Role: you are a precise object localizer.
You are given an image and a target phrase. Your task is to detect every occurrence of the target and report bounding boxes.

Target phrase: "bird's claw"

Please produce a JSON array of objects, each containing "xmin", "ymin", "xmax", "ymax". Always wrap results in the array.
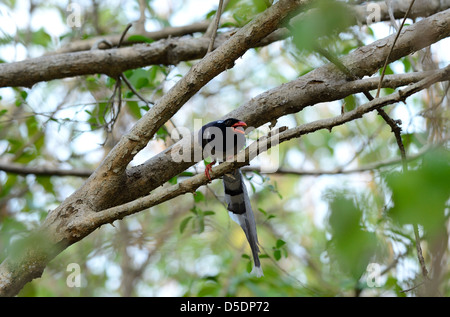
[{"xmin": 204, "ymin": 161, "xmax": 215, "ymax": 182}]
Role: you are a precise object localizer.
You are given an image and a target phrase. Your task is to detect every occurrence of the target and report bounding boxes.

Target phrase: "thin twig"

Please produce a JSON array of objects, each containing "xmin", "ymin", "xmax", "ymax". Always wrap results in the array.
[
  {"xmin": 400, "ymin": 280, "xmax": 425, "ymax": 293},
  {"xmin": 376, "ymin": 108, "xmax": 407, "ymax": 169},
  {"xmin": 104, "ymin": 76, "xmax": 122, "ymax": 135},
  {"xmin": 413, "ymin": 224, "xmax": 429, "ymax": 279},
  {"xmin": 121, "ymin": 74, "xmax": 151, "ymax": 105},
  {"xmin": 118, "ymin": 23, "xmax": 133, "ymax": 48},
  {"xmin": 376, "ymin": 0, "xmax": 416, "ymax": 98},
  {"xmin": 207, "ymin": 0, "xmax": 225, "ymax": 54}
]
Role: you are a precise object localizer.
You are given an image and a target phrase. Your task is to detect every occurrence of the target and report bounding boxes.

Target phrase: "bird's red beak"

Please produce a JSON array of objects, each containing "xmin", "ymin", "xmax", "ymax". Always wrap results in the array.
[{"xmin": 231, "ymin": 121, "xmax": 247, "ymax": 134}]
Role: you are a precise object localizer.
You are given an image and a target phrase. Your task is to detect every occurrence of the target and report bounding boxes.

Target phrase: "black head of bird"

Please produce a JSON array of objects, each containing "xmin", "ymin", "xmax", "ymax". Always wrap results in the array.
[
  {"xmin": 222, "ymin": 118, "xmax": 247, "ymax": 134},
  {"xmin": 199, "ymin": 118, "xmax": 247, "ymax": 159}
]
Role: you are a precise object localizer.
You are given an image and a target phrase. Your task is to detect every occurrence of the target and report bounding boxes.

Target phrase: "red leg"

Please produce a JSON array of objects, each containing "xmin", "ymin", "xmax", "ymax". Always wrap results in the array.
[{"xmin": 204, "ymin": 160, "xmax": 216, "ymax": 181}]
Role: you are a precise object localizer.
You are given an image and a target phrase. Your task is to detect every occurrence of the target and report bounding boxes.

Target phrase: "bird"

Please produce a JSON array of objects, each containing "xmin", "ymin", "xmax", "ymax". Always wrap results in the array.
[{"xmin": 198, "ymin": 118, "xmax": 263, "ymax": 277}]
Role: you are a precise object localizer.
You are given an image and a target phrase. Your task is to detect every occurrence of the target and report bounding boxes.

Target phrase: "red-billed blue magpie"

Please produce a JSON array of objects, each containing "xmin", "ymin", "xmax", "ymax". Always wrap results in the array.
[{"xmin": 198, "ymin": 118, "xmax": 263, "ymax": 277}]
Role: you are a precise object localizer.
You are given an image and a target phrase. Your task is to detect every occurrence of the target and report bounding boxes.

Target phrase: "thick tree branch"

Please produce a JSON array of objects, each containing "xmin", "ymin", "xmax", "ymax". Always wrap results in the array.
[
  {"xmin": 0, "ymin": 162, "xmax": 92, "ymax": 177},
  {"xmin": 51, "ymin": 20, "xmax": 213, "ymax": 54},
  {"xmin": 0, "ymin": 35, "xmax": 226, "ymax": 88}
]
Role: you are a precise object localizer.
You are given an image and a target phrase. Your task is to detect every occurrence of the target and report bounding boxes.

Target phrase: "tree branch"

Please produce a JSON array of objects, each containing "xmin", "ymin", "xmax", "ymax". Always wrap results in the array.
[
  {"xmin": 51, "ymin": 20, "xmax": 213, "ymax": 54},
  {"xmin": 206, "ymin": 0, "xmax": 226, "ymax": 54},
  {"xmin": 0, "ymin": 162, "xmax": 92, "ymax": 177}
]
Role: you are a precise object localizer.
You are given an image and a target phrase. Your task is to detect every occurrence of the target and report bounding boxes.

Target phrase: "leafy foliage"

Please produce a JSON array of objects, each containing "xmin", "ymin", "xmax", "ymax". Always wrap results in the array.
[
  {"xmin": 327, "ymin": 193, "xmax": 379, "ymax": 282},
  {"xmin": 387, "ymin": 150, "xmax": 450, "ymax": 238}
]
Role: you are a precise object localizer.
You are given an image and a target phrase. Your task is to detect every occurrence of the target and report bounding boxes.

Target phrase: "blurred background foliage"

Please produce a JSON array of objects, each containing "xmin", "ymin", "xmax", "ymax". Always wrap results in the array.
[{"xmin": 0, "ymin": 0, "xmax": 449, "ymax": 296}]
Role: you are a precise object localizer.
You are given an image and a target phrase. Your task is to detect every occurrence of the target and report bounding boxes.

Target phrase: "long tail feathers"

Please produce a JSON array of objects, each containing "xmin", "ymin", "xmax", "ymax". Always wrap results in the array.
[{"xmin": 223, "ymin": 169, "xmax": 263, "ymax": 277}]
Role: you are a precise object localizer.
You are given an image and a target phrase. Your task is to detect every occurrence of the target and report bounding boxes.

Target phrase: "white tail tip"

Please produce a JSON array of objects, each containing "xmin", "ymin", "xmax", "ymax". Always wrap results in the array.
[{"xmin": 251, "ymin": 266, "xmax": 264, "ymax": 278}]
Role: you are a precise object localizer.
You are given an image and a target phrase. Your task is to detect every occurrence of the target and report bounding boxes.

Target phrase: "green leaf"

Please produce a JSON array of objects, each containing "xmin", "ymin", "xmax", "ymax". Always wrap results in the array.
[
  {"xmin": 203, "ymin": 158, "xmax": 212, "ymax": 166},
  {"xmin": 246, "ymin": 260, "xmax": 253, "ymax": 273},
  {"xmin": 343, "ymin": 95, "xmax": 357, "ymax": 112},
  {"xmin": 127, "ymin": 34, "xmax": 154, "ymax": 43},
  {"xmin": 252, "ymin": 0, "xmax": 270, "ymax": 13},
  {"xmin": 190, "ymin": 206, "xmax": 199, "ymax": 215},
  {"xmin": 401, "ymin": 56, "xmax": 412, "ymax": 72},
  {"xmin": 197, "ymin": 283, "xmax": 219, "ymax": 297},
  {"xmin": 327, "ymin": 193, "xmax": 378, "ymax": 280},
  {"xmin": 193, "ymin": 191, "xmax": 205, "ymax": 203},
  {"xmin": 20, "ymin": 90, "xmax": 28, "ymax": 100},
  {"xmin": 290, "ymin": 0, "xmax": 354, "ymax": 52},
  {"xmin": 228, "ymin": 0, "xmax": 264, "ymax": 27},
  {"xmin": 387, "ymin": 149, "xmax": 450, "ymax": 235},
  {"xmin": 36, "ymin": 176, "xmax": 55, "ymax": 194},
  {"xmin": 156, "ymin": 126, "xmax": 168, "ymax": 141},
  {"xmin": 267, "ymin": 182, "xmax": 283, "ymax": 199},
  {"xmin": 379, "ymin": 64, "xmax": 394, "ymax": 76},
  {"xmin": 168, "ymin": 176, "xmax": 178, "ymax": 185},
  {"xmin": 276, "ymin": 239, "xmax": 286, "ymax": 248},
  {"xmin": 31, "ymin": 28, "xmax": 51, "ymax": 47},
  {"xmin": 241, "ymin": 254, "xmax": 250, "ymax": 260},
  {"xmin": 258, "ymin": 207, "xmax": 267, "ymax": 216},
  {"xmin": 135, "ymin": 77, "xmax": 149, "ymax": 90},
  {"xmin": 180, "ymin": 216, "xmax": 193, "ymax": 233},
  {"xmin": 220, "ymin": 21, "xmax": 238, "ymax": 28},
  {"xmin": 126, "ymin": 101, "xmax": 142, "ymax": 119},
  {"xmin": 148, "ymin": 66, "xmax": 159, "ymax": 83},
  {"xmin": 273, "ymin": 249, "xmax": 281, "ymax": 261},
  {"xmin": 0, "ymin": 174, "xmax": 17, "ymax": 199},
  {"xmin": 205, "ymin": 9, "xmax": 217, "ymax": 20},
  {"xmin": 195, "ymin": 216, "xmax": 205, "ymax": 233},
  {"xmin": 126, "ymin": 68, "xmax": 148, "ymax": 88}
]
